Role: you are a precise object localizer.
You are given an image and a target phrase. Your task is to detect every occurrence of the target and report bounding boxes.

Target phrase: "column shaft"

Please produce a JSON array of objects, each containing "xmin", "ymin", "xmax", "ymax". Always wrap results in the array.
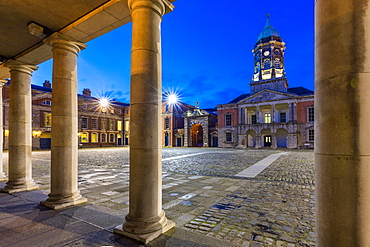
[
  {"xmin": 2, "ymin": 63, "xmax": 38, "ymax": 193},
  {"xmin": 315, "ymin": 1, "xmax": 370, "ymax": 246},
  {"xmin": 114, "ymin": 0, "xmax": 175, "ymax": 243},
  {"xmin": 0, "ymin": 81, "xmax": 7, "ymax": 181},
  {"xmin": 41, "ymin": 35, "xmax": 87, "ymax": 209}
]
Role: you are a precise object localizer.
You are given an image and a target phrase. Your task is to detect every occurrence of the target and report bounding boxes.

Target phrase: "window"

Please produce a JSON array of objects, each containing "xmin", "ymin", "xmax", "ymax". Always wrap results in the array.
[
  {"xmin": 110, "ymin": 109, "xmax": 114, "ymax": 114},
  {"xmin": 42, "ymin": 100, "xmax": 51, "ymax": 106},
  {"xmin": 308, "ymin": 129, "xmax": 314, "ymax": 141},
  {"xmin": 264, "ymin": 59, "xmax": 271, "ymax": 69},
  {"xmin": 101, "ymin": 119, "xmax": 106, "ymax": 130},
  {"xmin": 125, "ymin": 121, "xmax": 129, "ymax": 131},
  {"xmin": 110, "ymin": 120, "xmax": 115, "ymax": 130},
  {"xmin": 308, "ymin": 106, "xmax": 314, "ymax": 122},
  {"xmin": 126, "ymin": 110, "xmax": 129, "ymax": 115},
  {"xmin": 117, "ymin": 121, "xmax": 122, "ymax": 131},
  {"xmin": 251, "ymin": 115, "xmax": 257, "ymax": 124},
  {"xmin": 164, "ymin": 117, "xmax": 170, "ymax": 129},
  {"xmin": 81, "ymin": 117, "xmax": 88, "ymax": 129},
  {"xmin": 118, "ymin": 109, "xmax": 122, "ymax": 115},
  {"xmin": 226, "ymin": 133, "xmax": 232, "ymax": 142},
  {"xmin": 91, "ymin": 118, "xmax": 98, "ymax": 129},
  {"xmin": 274, "ymin": 58, "xmax": 281, "ymax": 68},
  {"xmin": 165, "ymin": 105, "xmax": 169, "ymax": 112},
  {"xmin": 81, "ymin": 133, "xmax": 88, "ymax": 143},
  {"xmin": 225, "ymin": 114, "xmax": 232, "ymax": 127},
  {"xmin": 82, "ymin": 103, "xmax": 87, "ymax": 110},
  {"xmin": 280, "ymin": 112, "xmax": 286, "ymax": 123},
  {"xmin": 264, "ymin": 113, "xmax": 271, "ymax": 123},
  {"xmin": 101, "ymin": 133, "xmax": 107, "ymax": 143},
  {"xmin": 91, "ymin": 133, "xmax": 98, "ymax": 143},
  {"xmin": 44, "ymin": 112, "xmax": 52, "ymax": 127},
  {"xmin": 109, "ymin": 133, "xmax": 115, "ymax": 143}
]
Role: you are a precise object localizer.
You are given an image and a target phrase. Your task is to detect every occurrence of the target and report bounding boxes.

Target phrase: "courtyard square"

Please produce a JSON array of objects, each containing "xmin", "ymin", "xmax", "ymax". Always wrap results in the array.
[{"xmin": 0, "ymin": 147, "xmax": 315, "ymax": 246}]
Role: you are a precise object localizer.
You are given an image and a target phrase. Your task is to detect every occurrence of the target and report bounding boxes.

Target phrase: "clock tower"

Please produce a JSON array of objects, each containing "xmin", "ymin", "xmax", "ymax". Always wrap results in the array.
[{"xmin": 250, "ymin": 15, "xmax": 288, "ymax": 94}]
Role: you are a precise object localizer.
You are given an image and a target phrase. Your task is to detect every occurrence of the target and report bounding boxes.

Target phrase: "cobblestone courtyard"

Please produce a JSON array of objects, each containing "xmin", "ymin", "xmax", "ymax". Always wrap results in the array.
[{"xmin": 1, "ymin": 148, "xmax": 315, "ymax": 246}]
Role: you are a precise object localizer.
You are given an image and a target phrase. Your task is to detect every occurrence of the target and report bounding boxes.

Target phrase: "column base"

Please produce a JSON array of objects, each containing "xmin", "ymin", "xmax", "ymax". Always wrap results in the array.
[
  {"xmin": 1, "ymin": 181, "xmax": 39, "ymax": 193},
  {"xmin": 41, "ymin": 196, "xmax": 87, "ymax": 210},
  {"xmin": 114, "ymin": 220, "xmax": 175, "ymax": 244}
]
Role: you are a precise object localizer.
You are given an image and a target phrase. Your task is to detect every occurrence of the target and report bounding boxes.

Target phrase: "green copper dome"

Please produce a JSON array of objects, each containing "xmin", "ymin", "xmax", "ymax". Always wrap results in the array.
[{"xmin": 257, "ymin": 14, "xmax": 280, "ymax": 42}]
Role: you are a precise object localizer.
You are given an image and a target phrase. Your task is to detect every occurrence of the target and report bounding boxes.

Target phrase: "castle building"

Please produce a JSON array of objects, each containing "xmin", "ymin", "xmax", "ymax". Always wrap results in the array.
[{"xmin": 217, "ymin": 16, "xmax": 314, "ymax": 149}]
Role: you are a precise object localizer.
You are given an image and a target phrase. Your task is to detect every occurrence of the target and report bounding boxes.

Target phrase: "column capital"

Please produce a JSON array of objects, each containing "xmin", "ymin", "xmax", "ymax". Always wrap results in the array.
[
  {"xmin": 44, "ymin": 33, "xmax": 87, "ymax": 55},
  {"xmin": 128, "ymin": 0, "xmax": 174, "ymax": 16},
  {"xmin": 4, "ymin": 60, "xmax": 38, "ymax": 76}
]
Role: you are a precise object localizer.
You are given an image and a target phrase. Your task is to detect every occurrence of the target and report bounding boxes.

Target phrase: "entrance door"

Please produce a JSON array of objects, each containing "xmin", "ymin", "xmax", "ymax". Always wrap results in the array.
[
  {"xmin": 212, "ymin": 137, "xmax": 218, "ymax": 147},
  {"xmin": 177, "ymin": 137, "xmax": 182, "ymax": 147},
  {"xmin": 165, "ymin": 133, "xmax": 170, "ymax": 146},
  {"xmin": 264, "ymin": 135, "xmax": 272, "ymax": 147}
]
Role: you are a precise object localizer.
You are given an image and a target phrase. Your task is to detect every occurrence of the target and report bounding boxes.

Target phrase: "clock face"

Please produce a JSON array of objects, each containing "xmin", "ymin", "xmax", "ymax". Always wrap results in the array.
[{"xmin": 263, "ymin": 50, "xmax": 270, "ymax": 56}]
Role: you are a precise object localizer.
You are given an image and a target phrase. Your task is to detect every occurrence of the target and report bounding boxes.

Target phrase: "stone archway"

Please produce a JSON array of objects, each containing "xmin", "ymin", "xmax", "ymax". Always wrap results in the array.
[
  {"xmin": 191, "ymin": 124, "xmax": 203, "ymax": 147},
  {"xmin": 246, "ymin": 130, "xmax": 256, "ymax": 147}
]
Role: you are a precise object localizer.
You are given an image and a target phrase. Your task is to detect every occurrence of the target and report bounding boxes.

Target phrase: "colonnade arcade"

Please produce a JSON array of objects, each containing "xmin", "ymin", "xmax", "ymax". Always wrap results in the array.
[{"xmin": 0, "ymin": 0, "xmax": 369, "ymax": 245}]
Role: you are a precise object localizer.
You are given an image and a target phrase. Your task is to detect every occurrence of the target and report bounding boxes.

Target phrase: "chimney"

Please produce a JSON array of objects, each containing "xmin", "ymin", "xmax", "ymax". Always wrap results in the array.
[
  {"xmin": 43, "ymin": 80, "xmax": 51, "ymax": 88},
  {"xmin": 83, "ymin": 88, "xmax": 91, "ymax": 96}
]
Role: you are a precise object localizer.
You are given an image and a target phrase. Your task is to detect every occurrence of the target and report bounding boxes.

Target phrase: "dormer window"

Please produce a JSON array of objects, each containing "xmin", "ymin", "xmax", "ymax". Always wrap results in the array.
[{"xmin": 42, "ymin": 100, "xmax": 51, "ymax": 106}]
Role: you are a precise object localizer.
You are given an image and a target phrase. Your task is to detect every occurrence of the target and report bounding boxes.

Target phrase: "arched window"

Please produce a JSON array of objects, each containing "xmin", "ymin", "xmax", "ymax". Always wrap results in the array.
[
  {"xmin": 81, "ymin": 132, "xmax": 88, "ymax": 143},
  {"xmin": 101, "ymin": 133, "xmax": 107, "ymax": 143},
  {"xmin": 91, "ymin": 133, "xmax": 98, "ymax": 143},
  {"xmin": 274, "ymin": 58, "xmax": 281, "ymax": 68},
  {"xmin": 264, "ymin": 59, "xmax": 271, "ymax": 69},
  {"xmin": 109, "ymin": 133, "xmax": 115, "ymax": 143}
]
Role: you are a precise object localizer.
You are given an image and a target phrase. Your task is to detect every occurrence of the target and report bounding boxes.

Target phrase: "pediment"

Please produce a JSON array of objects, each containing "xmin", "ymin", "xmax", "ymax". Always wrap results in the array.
[{"xmin": 239, "ymin": 90, "xmax": 295, "ymax": 103}]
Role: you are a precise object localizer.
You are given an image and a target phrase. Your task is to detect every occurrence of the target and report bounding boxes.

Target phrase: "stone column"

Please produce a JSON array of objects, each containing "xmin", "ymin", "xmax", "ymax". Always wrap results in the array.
[
  {"xmin": 114, "ymin": 0, "xmax": 175, "ymax": 243},
  {"xmin": 256, "ymin": 106, "xmax": 260, "ymax": 123},
  {"xmin": 271, "ymin": 104, "xmax": 275, "ymax": 122},
  {"xmin": 271, "ymin": 134, "xmax": 277, "ymax": 149},
  {"xmin": 41, "ymin": 34, "xmax": 87, "ymax": 209},
  {"xmin": 1, "ymin": 62, "xmax": 39, "ymax": 193},
  {"xmin": 315, "ymin": 1, "xmax": 370, "ymax": 246},
  {"xmin": 0, "ymin": 80, "xmax": 8, "ymax": 181},
  {"xmin": 184, "ymin": 119, "xmax": 189, "ymax": 147}
]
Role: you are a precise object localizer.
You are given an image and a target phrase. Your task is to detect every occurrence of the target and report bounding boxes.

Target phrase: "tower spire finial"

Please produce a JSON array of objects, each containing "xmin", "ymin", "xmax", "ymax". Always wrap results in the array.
[{"xmin": 265, "ymin": 14, "xmax": 271, "ymax": 28}]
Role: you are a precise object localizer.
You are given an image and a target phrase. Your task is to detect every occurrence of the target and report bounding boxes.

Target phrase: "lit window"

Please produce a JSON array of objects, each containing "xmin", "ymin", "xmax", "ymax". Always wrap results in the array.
[
  {"xmin": 42, "ymin": 100, "xmax": 51, "ymax": 106},
  {"xmin": 81, "ymin": 133, "xmax": 88, "ymax": 143},
  {"xmin": 91, "ymin": 118, "xmax": 98, "ymax": 129},
  {"xmin": 101, "ymin": 133, "xmax": 107, "ymax": 143},
  {"xmin": 164, "ymin": 118, "xmax": 170, "ymax": 129},
  {"xmin": 81, "ymin": 117, "xmax": 88, "ymax": 129},
  {"xmin": 251, "ymin": 115, "xmax": 257, "ymax": 124},
  {"xmin": 109, "ymin": 133, "xmax": 115, "ymax": 143},
  {"xmin": 110, "ymin": 120, "xmax": 115, "ymax": 130},
  {"xmin": 44, "ymin": 112, "xmax": 52, "ymax": 127},
  {"xmin": 226, "ymin": 132, "xmax": 232, "ymax": 142},
  {"xmin": 125, "ymin": 121, "xmax": 129, "ymax": 131},
  {"xmin": 101, "ymin": 119, "xmax": 106, "ymax": 130},
  {"xmin": 91, "ymin": 133, "xmax": 98, "ymax": 143},
  {"xmin": 280, "ymin": 112, "xmax": 286, "ymax": 123},
  {"xmin": 225, "ymin": 114, "xmax": 232, "ymax": 127},
  {"xmin": 264, "ymin": 113, "xmax": 271, "ymax": 123},
  {"xmin": 308, "ymin": 129, "xmax": 314, "ymax": 141},
  {"xmin": 110, "ymin": 109, "xmax": 114, "ymax": 114},
  {"xmin": 308, "ymin": 106, "xmax": 314, "ymax": 122},
  {"xmin": 117, "ymin": 121, "xmax": 122, "ymax": 131}
]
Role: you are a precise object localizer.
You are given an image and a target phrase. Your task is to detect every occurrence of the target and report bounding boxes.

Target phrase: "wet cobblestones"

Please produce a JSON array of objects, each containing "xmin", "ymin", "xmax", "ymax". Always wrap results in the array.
[{"xmin": 1, "ymin": 147, "xmax": 315, "ymax": 246}]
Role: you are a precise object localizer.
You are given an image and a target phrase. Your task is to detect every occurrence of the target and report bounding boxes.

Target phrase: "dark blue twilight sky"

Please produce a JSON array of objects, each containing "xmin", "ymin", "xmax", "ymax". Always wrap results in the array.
[{"xmin": 32, "ymin": 0, "xmax": 314, "ymax": 109}]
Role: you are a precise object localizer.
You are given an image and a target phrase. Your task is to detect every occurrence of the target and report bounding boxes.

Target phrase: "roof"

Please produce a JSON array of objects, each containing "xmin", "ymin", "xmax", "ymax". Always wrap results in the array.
[
  {"xmin": 287, "ymin": 87, "xmax": 314, "ymax": 96},
  {"xmin": 228, "ymin": 94, "xmax": 251, "ymax": 104},
  {"xmin": 31, "ymin": 84, "xmax": 52, "ymax": 93},
  {"xmin": 257, "ymin": 15, "xmax": 281, "ymax": 42}
]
